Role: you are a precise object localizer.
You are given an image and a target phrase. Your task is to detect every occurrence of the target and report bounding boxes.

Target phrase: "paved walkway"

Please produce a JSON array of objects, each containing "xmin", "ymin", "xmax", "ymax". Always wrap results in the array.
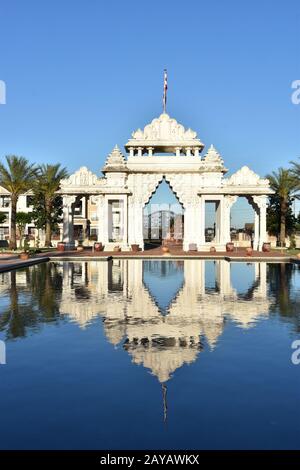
[
  {"xmin": 0, "ymin": 256, "xmax": 49, "ymax": 273},
  {"xmin": 46, "ymin": 246, "xmax": 291, "ymax": 258},
  {"xmin": 0, "ymin": 247, "xmax": 296, "ymax": 272}
]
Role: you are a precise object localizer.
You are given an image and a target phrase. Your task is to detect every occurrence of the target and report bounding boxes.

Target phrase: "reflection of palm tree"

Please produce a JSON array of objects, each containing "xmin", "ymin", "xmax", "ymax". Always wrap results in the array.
[
  {"xmin": 0, "ymin": 264, "xmax": 63, "ymax": 340},
  {"xmin": 0, "ymin": 271, "xmax": 36, "ymax": 339},
  {"xmin": 268, "ymin": 263, "xmax": 300, "ymax": 331},
  {"xmin": 29, "ymin": 263, "xmax": 62, "ymax": 321}
]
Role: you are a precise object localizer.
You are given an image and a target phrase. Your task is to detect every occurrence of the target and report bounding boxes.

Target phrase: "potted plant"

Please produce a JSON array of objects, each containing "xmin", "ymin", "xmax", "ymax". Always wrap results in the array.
[
  {"xmin": 262, "ymin": 242, "xmax": 271, "ymax": 252},
  {"xmin": 226, "ymin": 242, "xmax": 234, "ymax": 252},
  {"xmin": 77, "ymin": 242, "xmax": 84, "ymax": 252},
  {"xmin": 246, "ymin": 247, "xmax": 253, "ymax": 256},
  {"xmin": 94, "ymin": 242, "xmax": 103, "ymax": 252},
  {"xmin": 19, "ymin": 238, "xmax": 30, "ymax": 260},
  {"xmin": 131, "ymin": 244, "xmax": 139, "ymax": 252},
  {"xmin": 162, "ymin": 246, "xmax": 169, "ymax": 254},
  {"xmin": 57, "ymin": 241, "xmax": 65, "ymax": 252},
  {"xmin": 113, "ymin": 245, "xmax": 121, "ymax": 252},
  {"xmin": 210, "ymin": 246, "xmax": 216, "ymax": 253}
]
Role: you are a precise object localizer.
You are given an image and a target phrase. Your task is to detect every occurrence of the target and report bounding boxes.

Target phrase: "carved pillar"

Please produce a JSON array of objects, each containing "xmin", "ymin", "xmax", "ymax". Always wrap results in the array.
[
  {"xmin": 259, "ymin": 198, "xmax": 267, "ymax": 250},
  {"xmin": 194, "ymin": 147, "xmax": 200, "ymax": 157},
  {"xmin": 175, "ymin": 147, "xmax": 181, "ymax": 157},
  {"xmin": 215, "ymin": 199, "xmax": 222, "ymax": 243},
  {"xmin": 147, "ymin": 147, "xmax": 154, "ymax": 157},
  {"xmin": 186, "ymin": 147, "xmax": 192, "ymax": 157},
  {"xmin": 63, "ymin": 195, "xmax": 76, "ymax": 249},
  {"xmin": 183, "ymin": 196, "xmax": 201, "ymax": 251},
  {"xmin": 198, "ymin": 196, "xmax": 206, "ymax": 247},
  {"xmin": 129, "ymin": 147, "xmax": 134, "ymax": 157},
  {"xmin": 90, "ymin": 195, "xmax": 105, "ymax": 243},
  {"xmin": 128, "ymin": 197, "xmax": 144, "ymax": 250},
  {"xmin": 137, "ymin": 147, "xmax": 143, "ymax": 157},
  {"xmin": 247, "ymin": 196, "xmax": 260, "ymax": 250},
  {"xmin": 223, "ymin": 196, "xmax": 238, "ymax": 245},
  {"xmin": 254, "ymin": 210, "xmax": 259, "ymax": 251},
  {"xmin": 122, "ymin": 195, "xmax": 128, "ymax": 245},
  {"xmin": 252, "ymin": 195, "xmax": 268, "ymax": 251}
]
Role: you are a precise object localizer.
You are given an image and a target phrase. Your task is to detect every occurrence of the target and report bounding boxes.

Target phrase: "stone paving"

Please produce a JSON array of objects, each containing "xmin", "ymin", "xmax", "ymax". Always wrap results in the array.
[{"xmin": 0, "ymin": 246, "xmax": 295, "ymax": 273}]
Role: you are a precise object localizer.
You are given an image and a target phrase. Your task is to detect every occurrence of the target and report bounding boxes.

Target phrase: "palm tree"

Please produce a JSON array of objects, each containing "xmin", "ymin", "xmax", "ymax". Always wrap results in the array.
[
  {"xmin": 33, "ymin": 164, "xmax": 68, "ymax": 247},
  {"xmin": 266, "ymin": 168, "xmax": 299, "ymax": 247},
  {"xmin": 290, "ymin": 158, "xmax": 300, "ymax": 180},
  {"xmin": 0, "ymin": 156, "xmax": 37, "ymax": 249}
]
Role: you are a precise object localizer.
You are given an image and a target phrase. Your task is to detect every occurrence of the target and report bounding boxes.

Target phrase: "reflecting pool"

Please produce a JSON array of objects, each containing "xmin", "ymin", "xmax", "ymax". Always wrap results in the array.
[{"xmin": 0, "ymin": 260, "xmax": 300, "ymax": 449}]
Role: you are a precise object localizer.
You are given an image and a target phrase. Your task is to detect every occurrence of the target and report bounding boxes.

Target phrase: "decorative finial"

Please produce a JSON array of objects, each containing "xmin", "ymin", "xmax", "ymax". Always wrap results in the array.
[{"xmin": 163, "ymin": 69, "xmax": 168, "ymax": 114}]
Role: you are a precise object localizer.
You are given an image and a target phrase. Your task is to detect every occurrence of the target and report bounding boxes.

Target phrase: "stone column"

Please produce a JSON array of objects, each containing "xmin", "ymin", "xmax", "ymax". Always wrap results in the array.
[
  {"xmin": 91, "ymin": 195, "xmax": 105, "ymax": 243},
  {"xmin": 222, "ymin": 196, "xmax": 237, "ymax": 245},
  {"xmin": 175, "ymin": 147, "xmax": 181, "ymax": 157},
  {"xmin": 247, "ymin": 196, "xmax": 260, "ymax": 251},
  {"xmin": 193, "ymin": 147, "xmax": 200, "ymax": 157},
  {"xmin": 147, "ymin": 147, "xmax": 154, "ymax": 157},
  {"xmin": 259, "ymin": 198, "xmax": 267, "ymax": 251},
  {"xmin": 253, "ymin": 195, "xmax": 268, "ymax": 251},
  {"xmin": 254, "ymin": 210, "xmax": 259, "ymax": 251},
  {"xmin": 122, "ymin": 195, "xmax": 128, "ymax": 245},
  {"xmin": 137, "ymin": 147, "xmax": 143, "ymax": 157},
  {"xmin": 128, "ymin": 197, "xmax": 144, "ymax": 250},
  {"xmin": 198, "ymin": 196, "xmax": 206, "ymax": 248},
  {"xmin": 62, "ymin": 195, "xmax": 76, "ymax": 249},
  {"xmin": 183, "ymin": 197, "xmax": 201, "ymax": 251}
]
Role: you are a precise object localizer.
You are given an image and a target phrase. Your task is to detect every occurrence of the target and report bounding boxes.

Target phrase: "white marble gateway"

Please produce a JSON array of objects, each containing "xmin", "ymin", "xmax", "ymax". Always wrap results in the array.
[{"xmin": 59, "ymin": 112, "xmax": 273, "ymax": 251}]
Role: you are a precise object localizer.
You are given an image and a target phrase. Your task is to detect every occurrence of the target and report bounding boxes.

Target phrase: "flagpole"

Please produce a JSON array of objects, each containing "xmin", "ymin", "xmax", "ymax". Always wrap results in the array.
[{"xmin": 163, "ymin": 69, "xmax": 167, "ymax": 114}]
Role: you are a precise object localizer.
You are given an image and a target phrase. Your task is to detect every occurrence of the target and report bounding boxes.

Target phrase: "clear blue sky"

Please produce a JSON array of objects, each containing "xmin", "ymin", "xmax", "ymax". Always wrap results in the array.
[{"xmin": 0, "ymin": 0, "xmax": 300, "ymax": 226}]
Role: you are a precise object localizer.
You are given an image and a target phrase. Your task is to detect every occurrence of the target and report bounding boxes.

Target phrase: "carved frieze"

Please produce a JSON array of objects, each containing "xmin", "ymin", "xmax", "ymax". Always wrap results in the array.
[{"xmin": 224, "ymin": 166, "xmax": 270, "ymax": 187}]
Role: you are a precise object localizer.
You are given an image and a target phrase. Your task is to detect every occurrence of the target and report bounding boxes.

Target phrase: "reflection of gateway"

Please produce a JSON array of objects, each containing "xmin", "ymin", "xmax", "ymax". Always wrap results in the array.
[{"xmin": 58, "ymin": 260, "xmax": 269, "ymax": 383}]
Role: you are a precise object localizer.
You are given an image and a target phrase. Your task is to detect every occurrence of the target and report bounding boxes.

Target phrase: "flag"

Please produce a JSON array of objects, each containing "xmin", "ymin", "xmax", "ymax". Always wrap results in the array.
[{"xmin": 163, "ymin": 69, "xmax": 168, "ymax": 112}]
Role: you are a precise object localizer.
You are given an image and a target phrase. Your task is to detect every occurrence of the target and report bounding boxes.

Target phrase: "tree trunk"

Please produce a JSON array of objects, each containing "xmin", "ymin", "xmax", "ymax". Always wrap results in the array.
[
  {"xmin": 280, "ymin": 199, "xmax": 287, "ymax": 247},
  {"xmin": 45, "ymin": 199, "xmax": 52, "ymax": 247},
  {"xmin": 9, "ymin": 195, "xmax": 17, "ymax": 250}
]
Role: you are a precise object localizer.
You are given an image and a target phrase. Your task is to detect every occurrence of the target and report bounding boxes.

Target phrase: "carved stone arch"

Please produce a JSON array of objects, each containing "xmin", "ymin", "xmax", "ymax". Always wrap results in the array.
[
  {"xmin": 140, "ymin": 173, "xmax": 188, "ymax": 208},
  {"xmin": 141, "ymin": 173, "xmax": 164, "ymax": 207},
  {"xmin": 163, "ymin": 174, "xmax": 188, "ymax": 209},
  {"xmin": 165, "ymin": 173, "xmax": 199, "ymax": 207}
]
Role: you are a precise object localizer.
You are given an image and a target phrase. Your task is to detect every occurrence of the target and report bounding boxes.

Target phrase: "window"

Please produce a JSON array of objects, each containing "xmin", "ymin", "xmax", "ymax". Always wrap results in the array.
[
  {"xmin": 0, "ymin": 212, "xmax": 8, "ymax": 223},
  {"xmin": 0, "ymin": 227, "xmax": 9, "ymax": 240},
  {"xmin": 0, "ymin": 196, "xmax": 10, "ymax": 208},
  {"xmin": 74, "ymin": 200, "xmax": 83, "ymax": 216},
  {"xmin": 26, "ymin": 196, "xmax": 34, "ymax": 207}
]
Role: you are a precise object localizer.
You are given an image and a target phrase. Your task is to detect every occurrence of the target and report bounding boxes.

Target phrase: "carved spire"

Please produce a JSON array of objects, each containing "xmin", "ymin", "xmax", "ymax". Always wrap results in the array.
[
  {"xmin": 203, "ymin": 145, "xmax": 223, "ymax": 163},
  {"xmin": 125, "ymin": 113, "xmax": 204, "ymax": 154},
  {"xmin": 103, "ymin": 145, "xmax": 127, "ymax": 172}
]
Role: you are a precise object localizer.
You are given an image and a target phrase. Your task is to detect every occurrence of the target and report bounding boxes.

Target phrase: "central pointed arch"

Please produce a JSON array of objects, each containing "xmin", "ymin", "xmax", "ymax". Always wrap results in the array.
[
  {"xmin": 143, "ymin": 176, "xmax": 184, "ymax": 248},
  {"xmin": 143, "ymin": 174, "xmax": 187, "ymax": 209}
]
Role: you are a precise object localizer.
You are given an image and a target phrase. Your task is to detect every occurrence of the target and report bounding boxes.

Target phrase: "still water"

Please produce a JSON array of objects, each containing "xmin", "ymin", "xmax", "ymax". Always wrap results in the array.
[{"xmin": 0, "ymin": 259, "xmax": 300, "ymax": 450}]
